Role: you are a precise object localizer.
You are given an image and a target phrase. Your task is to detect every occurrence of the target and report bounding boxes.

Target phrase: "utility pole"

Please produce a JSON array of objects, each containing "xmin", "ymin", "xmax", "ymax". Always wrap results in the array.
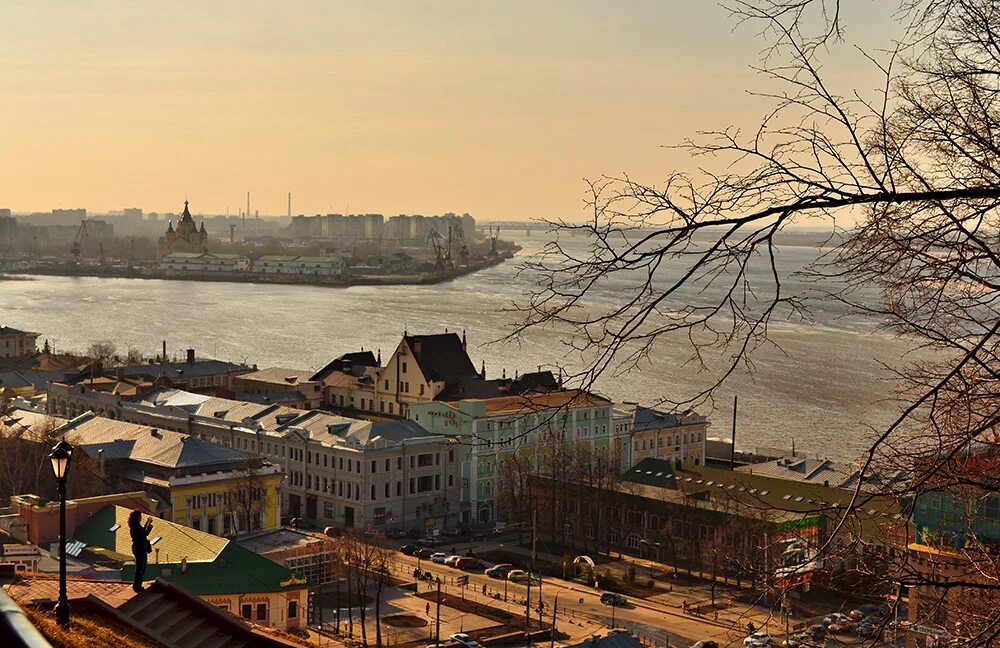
[
  {"xmin": 435, "ymin": 577, "xmax": 442, "ymax": 646},
  {"xmin": 730, "ymin": 394, "xmax": 738, "ymax": 470},
  {"xmin": 549, "ymin": 592, "xmax": 559, "ymax": 648}
]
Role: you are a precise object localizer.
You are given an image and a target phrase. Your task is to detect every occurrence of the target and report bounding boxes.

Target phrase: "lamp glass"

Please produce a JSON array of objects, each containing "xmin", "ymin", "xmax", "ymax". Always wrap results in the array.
[{"xmin": 49, "ymin": 440, "xmax": 73, "ymax": 480}]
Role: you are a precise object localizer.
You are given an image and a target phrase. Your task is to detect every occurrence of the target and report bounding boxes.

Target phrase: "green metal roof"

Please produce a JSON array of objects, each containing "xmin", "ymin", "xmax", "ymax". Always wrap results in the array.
[{"xmin": 75, "ymin": 505, "xmax": 226, "ymax": 564}]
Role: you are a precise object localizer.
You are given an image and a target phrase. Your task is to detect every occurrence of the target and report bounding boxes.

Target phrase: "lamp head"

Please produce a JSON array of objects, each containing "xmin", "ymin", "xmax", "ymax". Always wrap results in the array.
[{"xmin": 49, "ymin": 438, "xmax": 73, "ymax": 480}]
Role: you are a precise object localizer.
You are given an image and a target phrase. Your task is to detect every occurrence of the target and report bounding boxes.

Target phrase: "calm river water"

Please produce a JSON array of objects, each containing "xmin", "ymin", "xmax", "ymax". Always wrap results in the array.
[{"xmin": 0, "ymin": 234, "xmax": 911, "ymax": 460}]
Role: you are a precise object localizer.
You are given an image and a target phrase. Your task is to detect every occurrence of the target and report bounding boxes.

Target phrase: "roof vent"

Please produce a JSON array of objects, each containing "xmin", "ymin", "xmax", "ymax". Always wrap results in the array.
[{"xmin": 150, "ymin": 428, "xmax": 160, "ymax": 438}]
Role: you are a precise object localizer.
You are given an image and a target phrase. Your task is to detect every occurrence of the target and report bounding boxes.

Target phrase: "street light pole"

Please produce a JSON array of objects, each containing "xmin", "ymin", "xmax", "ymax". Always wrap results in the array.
[
  {"xmin": 49, "ymin": 439, "xmax": 73, "ymax": 628},
  {"xmin": 550, "ymin": 591, "xmax": 561, "ymax": 648}
]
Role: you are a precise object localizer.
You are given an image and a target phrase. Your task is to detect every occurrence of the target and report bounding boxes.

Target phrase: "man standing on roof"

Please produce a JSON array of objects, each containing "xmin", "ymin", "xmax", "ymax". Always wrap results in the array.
[{"xmin": 129, "ymin": 509, "xmax": 153, "ymax": 592}]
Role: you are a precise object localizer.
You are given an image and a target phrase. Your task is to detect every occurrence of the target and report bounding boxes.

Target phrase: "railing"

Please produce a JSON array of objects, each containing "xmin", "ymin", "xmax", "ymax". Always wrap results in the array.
[{"xmin": 0, "ymin": 586, "xmax": 52, "ymax": 648}]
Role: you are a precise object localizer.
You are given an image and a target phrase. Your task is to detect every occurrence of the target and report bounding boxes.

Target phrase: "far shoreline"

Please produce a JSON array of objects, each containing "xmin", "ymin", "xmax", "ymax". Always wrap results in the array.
[{"xmin": 0, "ymin": 249, "xmax": 518, "ymax": 289}]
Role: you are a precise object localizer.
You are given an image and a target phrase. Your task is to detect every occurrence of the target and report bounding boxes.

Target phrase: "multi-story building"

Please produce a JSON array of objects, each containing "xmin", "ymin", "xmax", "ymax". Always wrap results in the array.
[
  {"xmin": 622, "ymin": 404, "xmax": 708, "ymax": 467},
  {"xmin": 408, "ymin": 389, "xmax": 628, "ymax": 524},
  {"xmin": 54, "ymin": 412, "xmax": 284, "ymax": 535},
  {"xmin": 117, "ymin": 389, "xmax": 463, "ymax": 532},
  {"xmin": 251, "ymin": 255, "xmax": 345, "ymax": 276},
  {"xmin": 0, "ymin": 326, "xmax": 39, "ymax": 359},
  {"xmin": 159, "ymin": 252, "xmax": 250, "ymax": 273},
  {"xmin": 310, "ymin": 331, "xmax": 557, "ymax": 419}
]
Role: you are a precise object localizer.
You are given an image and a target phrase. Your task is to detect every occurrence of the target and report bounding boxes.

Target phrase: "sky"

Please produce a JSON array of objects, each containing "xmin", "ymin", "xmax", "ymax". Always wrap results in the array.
[{"xmin": 0, "ymin": 1, "xmax": 898, "ymax": 220}]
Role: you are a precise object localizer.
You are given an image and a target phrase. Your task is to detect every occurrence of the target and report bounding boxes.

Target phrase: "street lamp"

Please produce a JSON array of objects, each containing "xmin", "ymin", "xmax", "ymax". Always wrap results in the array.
[{"xmin": 49, "ymin": 438, "xmax": 73, "ymax": 627}]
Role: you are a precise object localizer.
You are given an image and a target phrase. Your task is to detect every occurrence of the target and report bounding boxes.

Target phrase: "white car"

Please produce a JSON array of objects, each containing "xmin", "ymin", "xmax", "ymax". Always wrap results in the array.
[
  {"xmin": 430, "ymin": 552, "xmax": 448, "ymax": 564},
  {"xmin": 450, "ymin": 633, "xmax": 480, "ymax": 648},
  {"xmin": 444, "ymin": 555, "xmax": 462, "ymax": 567},
  {"xmin": 823, "ymin": 612, "xmax": 848, "ymax": 626},
  {"xmin": 507, "ymin": 569, "xmax": 530, "ymax": 582},
  {"xmin": 744, "ymin": 633, "xmax": 772, "ymax": 647}
]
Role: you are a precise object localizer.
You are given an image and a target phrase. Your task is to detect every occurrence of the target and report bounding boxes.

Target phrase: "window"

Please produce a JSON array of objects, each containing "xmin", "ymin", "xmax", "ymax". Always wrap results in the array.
[
  {"xmin": 256, "ymin": 603, "xmax": 267, "ymax": 621},
  {"xmin": 371, "ymin": 460, "xmax": 377, "ymax": 473},
  {"xmin": 397, "ymin": 481, "xmax": 402, "ymax": 496},
  {"xmin": 419, "ymin": 384, "xmax": 425, "ymax": 396},
  {"xmin": 402, "ymin": 362, "xmax": 407, "ymax": 373},
  {"xmin": 609, "ymin": 530, "xmax": 619, "ymax": 544},
  {"xmin": 385, "ymin": 482, "xmax": 390, "ymax": 498},
  {"xmin": 448, "ymin": 449, "xmax": 455, "ymax": 462},
  {"xmin": 384, "ymin": 380, "xmax": 389, "ymax": 390},
  {"xmin": 448, "ymin": 474, "xmax": 454, "ymax": 487},
  {"xmin": 241, "ymin": 604, "xmax": 252, "ymax": 619},
  {"xmin": 385, "ymin": 458, "xmax": 391, "ymax": 471},
  {"xmin": 417, "ymin": 453, "xmax": 433, "ymax": 467},
  {"xmin": 434, "ymin": 475, "xmax": 440, "ymax": 490},
  {"xmin": 324, "ymin": 501, "xmax": 334, "ymax": 518},
  {"xmin": 371, "ymin": 484, "xmax": 376, "ymax": 500},
  {"xmin": 288, "ymin": 601, "xmax": 298, "ymax": 619},
  {"xmin": 374, "ymin": 507, "xmax": 387, "ymax": 525},
  {"xmin": 417, "ymin": 475, "xmax": 434, "ymax": 492},
  {"xmin": 380, "ymin": 401, "xmax": 385, "ymax": 413},
  {"xmin": 339, "ymin": 457, "xmax": 344, "ymax": 470},
  {"xmin": 397, "ymin": 457, "xmax": 403, "ymax": 470},
  {"xmin": 389, "ymin": 402, "xmax": 394, "ymax": 414}
]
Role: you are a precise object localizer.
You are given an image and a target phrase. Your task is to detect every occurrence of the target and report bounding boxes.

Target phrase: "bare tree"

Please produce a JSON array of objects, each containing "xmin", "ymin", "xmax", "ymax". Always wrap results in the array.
[
  {"xmin": 86, "ymin": 341, "xmax": 118, "ymax": 366},
  {"xmin": 224, "ymin": 458, "xmax": 270, "ymax": 535},
  {"xmin": 510, "ymin": 1, "xmax": 1000, "ymax": 644}
]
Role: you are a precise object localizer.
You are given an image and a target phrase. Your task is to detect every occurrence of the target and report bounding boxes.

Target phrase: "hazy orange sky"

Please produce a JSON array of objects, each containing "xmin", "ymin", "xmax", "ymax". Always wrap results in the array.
[{"xmin": 1, "ymin": 1, "xmax": 896, "ymax": 220}]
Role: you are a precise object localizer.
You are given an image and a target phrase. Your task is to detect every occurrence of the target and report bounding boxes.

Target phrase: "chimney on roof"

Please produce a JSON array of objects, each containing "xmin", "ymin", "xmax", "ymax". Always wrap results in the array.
[
  {"xmin": 186, "ymin": 348, "xmax": 195, "ymax": 363},
  {"xmin": 377, "ymin": 348, "xmax": 382, "ymax": 364},
  {"xmin": 480, "ymin": 361, "xmax": 485, "ymax": 380},
  {"xmin": 462, "ymin": 329, "xmax": 467, "ymax": 350},
  {"xmin": 150, "ymin": 428, "xmax": 160, "ymax": 438},
  {"xmin": 502, "ymin": 368, "xmax": 506, "ymax": 379}
]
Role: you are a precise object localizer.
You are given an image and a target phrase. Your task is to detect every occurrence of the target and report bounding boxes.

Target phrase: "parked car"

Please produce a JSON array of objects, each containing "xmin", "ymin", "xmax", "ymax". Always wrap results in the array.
[
  {"xmin": 417, "ymin": 537, "xmax": 441, "ymax": 547},
  {"xmin": 485, "ymin": 563, "xmax": 513, "ymax": 578},
  {"xmin": 854, "ymin": 623, "xmax": 874, "ymax": 637},
  {"xmin": 450, "ymin": 633, "xmax": 480, "ymax": 648},
  {"xmin": 414, "ymin": 548, "xmax": 436, "ymax": 559},
  {"xmin": 782, "ymin": 637, "xmax": 815, "ymax": 648},
  {"xmin": 430, "ymin": 552, "xmax": 448, "ymax": 564},
  {"xmin": 400, "ymin": 544, "xmax": 417, "ymax": 555},
  {"xmin": 600, "ymin": 592, "xmax": 627, "ymax": 607},
  {"xmin": 456, "ymin": 557, "xmax": 484, "ymax": 570},
  {"xmin": 829, "ymin": 620, "xmax": 855, "ymax": 633},
  {"xmin": 804, "ymin": 625, "xmax": 826, "ymax": 639},
  {"xmin": 823, "ymin": 613, "xmax": 848, "ymax": 626},
  {"xmin": 743, "ymin": 633, "xmax": 772, "ymax": 647},
  {"xmin": 507, "ymin": 569, "xmax": 532, "ymax": 582},
  {"xmin": 691, "ymin": 642, "xmax": 719, "ymax": 648},
  {"xmin": 440, "ymin": 528, "xmax": 464, "ymax": 538},
  {"xmin": 848, "ymin": 609, "xmax": 865, "ymax": 621}
]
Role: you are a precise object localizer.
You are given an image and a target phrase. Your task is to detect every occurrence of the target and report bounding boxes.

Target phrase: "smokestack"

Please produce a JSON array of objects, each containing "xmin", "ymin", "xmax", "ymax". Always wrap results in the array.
[
  {"xmin": 288, "ymin": 192, "xmax": 291, "ymax": 218},
  {"xmin": 186, "ymin": 348, "xmax": 195, "ymax": 364}
]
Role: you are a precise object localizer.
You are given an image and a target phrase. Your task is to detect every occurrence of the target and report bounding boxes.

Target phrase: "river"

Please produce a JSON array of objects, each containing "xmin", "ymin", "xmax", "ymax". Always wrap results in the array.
[{"xmin": 0, "ymin": 233, "xmax": 911, "ymax": 461}]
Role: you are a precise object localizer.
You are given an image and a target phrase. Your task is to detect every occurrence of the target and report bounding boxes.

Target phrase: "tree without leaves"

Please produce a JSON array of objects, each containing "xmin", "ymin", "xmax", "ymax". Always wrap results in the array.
[{"xmin": 511, "ymin": 0, "xmax": 1000, "ymax": 644}]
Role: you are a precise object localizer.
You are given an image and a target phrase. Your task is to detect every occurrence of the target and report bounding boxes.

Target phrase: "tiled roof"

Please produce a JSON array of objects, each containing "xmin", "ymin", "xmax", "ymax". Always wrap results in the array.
[
  {"xmin": 0, "ymin": 409, "xmax": 66, "ymax": 440},
  {"xmin": 735, "ymin": 456, "xmax": 852, "ymax": 488},
  {"xmin": 310, "ymin": 351, "xmax": 379, "ymax": 381},
  {"xmin": 0, "ymin": 371, "xmax": 33, "ymax": 389},
  {"xmin": 0, "ymin": 326, "xmax": 36, "ymax": 336},
  {"xmin": 277, "ymin": 410, "xmax": 439, "ymax": 446},
  {"xmin": 7, "ymin": 575, "xmax": 136, "ymax": 607},
  {"xmin": 74, "ymin": 505, "xmax": 227, "ymax": 564},
  {"xmin": 60, "ymin": 412, "xmax": 255, "ymax": 469},
  {"xmin": 118, "ymin": 359, "xmax": 250, "ymax": 381},
  {"xmin": 237, "ymin": 367, "xmax": 313, "ymax": 385}
]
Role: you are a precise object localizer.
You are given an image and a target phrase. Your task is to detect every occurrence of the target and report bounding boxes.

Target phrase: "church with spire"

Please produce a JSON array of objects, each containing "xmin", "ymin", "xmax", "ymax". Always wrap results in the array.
[{"xmin": 157, "ymin": 200, "xmax": 208, "ymax": 258}]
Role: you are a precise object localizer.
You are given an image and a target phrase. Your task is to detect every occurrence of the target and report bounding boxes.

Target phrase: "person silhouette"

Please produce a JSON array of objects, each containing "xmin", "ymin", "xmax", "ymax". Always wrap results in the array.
[{"xmin": 128, "ymin": 509, "xmax": 153, "ymax": 592}]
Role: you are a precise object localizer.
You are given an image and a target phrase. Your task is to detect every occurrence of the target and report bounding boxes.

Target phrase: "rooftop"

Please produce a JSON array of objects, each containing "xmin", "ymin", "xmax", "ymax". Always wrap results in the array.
[
  {"xmin": 0, "ymin": 326, "xmax": 37, "ymax": 336},
  {"xmin": 405, "ymin": 332, "xmax": 479, "ymax": 383},
  {"xmin": 446, "ymin": 389, "xmax": 612, "ymax": 415},
  {"xmin": 117, "ymin": 359, "xmax": 251, "ymax": 382},
  {"xmin": 237, "ymin": 367, "xmax": 314, "ymax": 386},
  {"xmin": 57, "ymin": 412, "xmax": 256, "ymax": 470}
]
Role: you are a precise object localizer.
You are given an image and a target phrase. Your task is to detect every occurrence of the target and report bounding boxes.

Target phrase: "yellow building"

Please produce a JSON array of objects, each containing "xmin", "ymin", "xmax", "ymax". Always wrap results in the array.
[
  {"xmin": 623, "ymin": 404, "xmax": 709, "ymax": 467},
  {"xmin": 56, "ymin": 412, "xmax": 284, "ymax": 535}
]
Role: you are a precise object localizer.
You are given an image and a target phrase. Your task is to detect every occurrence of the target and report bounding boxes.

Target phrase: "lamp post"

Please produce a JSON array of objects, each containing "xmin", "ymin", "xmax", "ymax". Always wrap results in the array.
[{"xmin": 49, "ymin": 438, "xmax": 73, "ymax": 628}]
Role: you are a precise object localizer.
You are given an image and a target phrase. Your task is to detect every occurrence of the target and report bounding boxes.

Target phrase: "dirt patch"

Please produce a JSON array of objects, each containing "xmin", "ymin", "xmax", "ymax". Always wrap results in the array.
[{"xmin": 383, "ymin": 614, "xmax": 428, "ymax": 628}]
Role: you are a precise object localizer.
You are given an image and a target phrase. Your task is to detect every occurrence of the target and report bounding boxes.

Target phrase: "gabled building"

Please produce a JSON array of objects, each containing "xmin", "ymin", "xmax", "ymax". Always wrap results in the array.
[
  {"xmin": 624, "ymin": 404, "xmax": 708, "ymax": 467},
  {"xmin": 0, "ymin": 326, "xmax": 39, "ymax": 359},
  {"xmin": 54, "ymin": 412, "xmax": 283, "ymax": 535},
  {"xmin": 233, "ymin": 367, "xmax": 323, "ymax": 409},
  {"xmin": 73, "ymin": 505, "xmax": 308, "ymax": 631}
]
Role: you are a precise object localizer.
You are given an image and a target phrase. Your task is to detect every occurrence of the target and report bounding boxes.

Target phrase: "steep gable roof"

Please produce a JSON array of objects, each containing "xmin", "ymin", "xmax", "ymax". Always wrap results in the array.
[{"xmin": 405, "ymin": 333, "xmax": 478, "ymax": 383}]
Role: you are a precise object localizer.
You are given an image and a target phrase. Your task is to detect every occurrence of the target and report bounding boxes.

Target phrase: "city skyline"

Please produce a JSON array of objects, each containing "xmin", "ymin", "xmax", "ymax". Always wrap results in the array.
[{"xmin": 1, "ymin": 1, "xmax": 896, "ymax": 220}]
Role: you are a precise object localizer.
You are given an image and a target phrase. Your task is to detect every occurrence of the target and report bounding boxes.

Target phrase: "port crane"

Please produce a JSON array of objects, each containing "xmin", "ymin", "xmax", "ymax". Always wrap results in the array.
[
  {"xmin": 70, "ymin": 220, "xmax": 88, "ymax": 263},
  {"xmin": 426, "ymin": 228, "xmax": 447, "ymax": 271}
]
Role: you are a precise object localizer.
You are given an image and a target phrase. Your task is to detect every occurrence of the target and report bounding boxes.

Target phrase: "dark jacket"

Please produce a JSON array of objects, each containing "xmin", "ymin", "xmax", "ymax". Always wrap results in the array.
[{"xmin": 129, "ymin": 518, "xmax": 151, "ymax": 552}]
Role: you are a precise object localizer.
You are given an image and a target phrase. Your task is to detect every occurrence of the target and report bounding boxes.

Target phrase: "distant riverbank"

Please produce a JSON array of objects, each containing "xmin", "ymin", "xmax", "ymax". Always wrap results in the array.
[{"xmin": 1, "ymin": 250, "xmax": 518, "ymax": 288}]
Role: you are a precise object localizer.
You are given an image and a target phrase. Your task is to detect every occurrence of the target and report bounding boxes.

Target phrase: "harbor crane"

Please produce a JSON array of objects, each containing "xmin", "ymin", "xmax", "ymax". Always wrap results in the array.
[
  {"xmin": 70, "ymin": 220, "xmax": 88, "ymax": 263},
  {"xmin": 426, "ymin": 228, "xmax": 447, "ymax": 271}
]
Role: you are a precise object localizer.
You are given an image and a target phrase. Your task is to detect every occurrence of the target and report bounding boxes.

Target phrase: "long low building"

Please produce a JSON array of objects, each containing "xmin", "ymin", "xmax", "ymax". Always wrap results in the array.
[
  {"xmin": 119, "ymin": 388, "xmax": 463, "ymax": 532},
  {"xmin": 159, "ymin": 252, "xmax": 251, "ymax": 273}
]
